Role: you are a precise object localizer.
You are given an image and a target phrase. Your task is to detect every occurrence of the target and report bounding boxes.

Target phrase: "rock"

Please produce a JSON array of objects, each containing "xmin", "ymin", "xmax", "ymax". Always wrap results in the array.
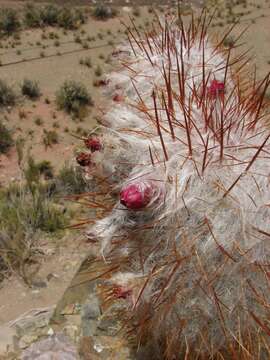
[
  {"xmin": 21, "ymin": 333, "xmax": 78, "ymax": 360},
  {"xmin": 63, "ymin": 325, "xmax": 80, "ymax": 343},
  {"xmin": 19, "ymin": 334, "xmax": 39, "ymax": 349},
  {"xmin": 32, "ymin": 280, "xmax": 47, "ymax": 289}
]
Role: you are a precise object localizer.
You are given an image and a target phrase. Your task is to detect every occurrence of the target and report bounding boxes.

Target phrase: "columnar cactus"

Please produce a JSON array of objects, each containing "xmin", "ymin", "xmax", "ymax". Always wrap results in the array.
[{"xmin": 78, "ymin": 10, "xmax": 270, "ymax": 359}]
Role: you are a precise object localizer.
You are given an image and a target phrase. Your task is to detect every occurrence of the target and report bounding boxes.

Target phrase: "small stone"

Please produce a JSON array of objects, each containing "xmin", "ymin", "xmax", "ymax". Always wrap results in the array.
[
  {"xmin": 32, "ymin": 280, "xmax": 47, "ymax": 289},
  {"xmin": 93, "ymin": 343, "xmax": 104, "ymax": 353},
  {"xmin": 47, "ymin": 328, "xmax": 54, "ymax": 336}
]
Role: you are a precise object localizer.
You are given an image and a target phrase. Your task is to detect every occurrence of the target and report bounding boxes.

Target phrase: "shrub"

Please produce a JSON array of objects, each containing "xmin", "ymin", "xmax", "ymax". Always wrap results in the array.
[
  {"xmin": 95, "ymin": 65, "xmax": 102, "ymax": 77},
  {"xmin": 0, "ymin": 8, "xmax": 20, "ymax": 35},
  {"xmin": 40, "ymin": 4, "xmax": 59, "ymax": 26},
  {"xmin": 0, "ymin": 79, "xmax": 16, "ymax": 106},
  {"xmin": 24, "ymin": 157, "xmax": 54, "ymax": 181},
  {"xmin": 23, "ymin": 3, "xmax": 41, "ymax": 28},
  {"xmin": 21, "ymin": 79, "xmax": 41, "ymax": 100},
  {"xmin": 57, "ymin": 8, "xmax": 75, "ymax": 30},
  {"xmin": 92, "ymin": 5, "xmax": 117, "ymax": 20},
  {"xmin": 34, "ymin": 116, "xmax": 43, "ymax": 126},
  {"xmin": 55, "ymin": 164, "xmax": 89, "ymax": 195},
  {"xmin": 74, "ymin": 8, "xmax": 86, "ymax": 25},
  {"xmin": 0, "ymin": 121, "xmax": 13, "ymax": 154},
  {"xmin": 132, "ymin": 7, "xmax": 141, "ymax": 17},
  {"xmin": 56, "ymin": 80, "xmax": 92, "ymax": 114},
  {"xmin": 0, "ymin": 179, "xmax": 68, "ymax": 280},
  {"xmin": 42, "ymin": 129, "xmax": 59, "ymax": 148}
]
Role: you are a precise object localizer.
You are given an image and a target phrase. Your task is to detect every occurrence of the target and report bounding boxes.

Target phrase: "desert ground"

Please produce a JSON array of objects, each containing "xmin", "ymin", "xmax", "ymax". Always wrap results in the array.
[{"xmin": 0, "ymin": 0, "xmax": 270, "ymax": 358}]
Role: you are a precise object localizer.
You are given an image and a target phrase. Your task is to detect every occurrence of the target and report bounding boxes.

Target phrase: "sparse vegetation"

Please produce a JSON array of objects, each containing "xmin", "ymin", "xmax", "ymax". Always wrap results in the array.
[
  {"xmin": 40, "ymin": 4, "xmax": 59, "ymax": 26},
  {"xmin": 23, "ymin": 3, "xmax": 86, "ymax": 30},
  {"xmin": 56, "ymin": 80, "xmax": 92, "ymax": 115},
  {"xmin": 21, "ymin": 79, "xmax": 41, "ymax": 100},
  {"xmin": 0, "ymin": 121, "xmax": 13, "ymax": 154},
  {"xmin": 0, "ymin": 160, "xmax": 68, "ymax": 280},
  {"xmin": 0, "ymin": 8, "xmax": 20, "ymax": 36},
  {"xmin": 23, "ymin": 3, "xmax": 41, "ymax": 28}
]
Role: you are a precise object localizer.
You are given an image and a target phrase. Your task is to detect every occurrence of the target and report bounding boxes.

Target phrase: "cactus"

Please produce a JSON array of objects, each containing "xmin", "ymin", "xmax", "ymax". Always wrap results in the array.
[{"xmin": 76, "ymin": 10, "xmax": 270, "ymax": 359}]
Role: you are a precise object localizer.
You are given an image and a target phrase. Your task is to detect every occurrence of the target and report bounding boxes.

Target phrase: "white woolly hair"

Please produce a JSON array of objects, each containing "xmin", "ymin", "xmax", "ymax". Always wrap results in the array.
[{"xmin": 86, "ymin": 13, "xmax": 270, "ymax": 359}]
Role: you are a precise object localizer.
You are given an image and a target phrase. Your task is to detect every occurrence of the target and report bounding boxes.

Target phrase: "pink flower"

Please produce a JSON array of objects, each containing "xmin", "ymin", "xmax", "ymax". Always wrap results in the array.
[
  {"xmin": 84, "ymin": 137, "xmax": 102, "ymax": 152},
  {"xmin": 207, "ymin": 79, "xmax": 225, "ymax": 98},
  {"xmin": 120, "ymin": 181, "xmax": 155, "ymax": 210}
]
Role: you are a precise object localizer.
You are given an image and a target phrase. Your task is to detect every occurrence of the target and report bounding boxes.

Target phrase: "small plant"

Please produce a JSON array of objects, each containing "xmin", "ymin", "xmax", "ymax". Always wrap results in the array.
[
  {"xmin": 54, "ymin": 40, "xmax": 60, "ymax": 47},
  {"xmin": 84, "ymin": 56, "xmax": 92, "ymax": 68},
  {"xmin": 23, "ymin": 3, "xmax": 41, "ymax": 28},
  {"xmin": 57, "ymin": 8, "xmax": 75, "ymax": 30},
  {"xmin": 132, "ymin": 7, "xmax": 141, "ymax": 17},
  {"xmin": 0, "ymin": 79, "xmax": 16, "ymax": 107},
  {"xmin": 0, "ymin": 121, "xmax": 13, "ymax": 154},
  {"xmin": 95, "ymin": 65, "xmax": 102, "ymax": 77},
  {"xmin": 40, "ymin": 4, "xmax": 59, "ymax": 26},
  {"xmin": 36, "ymin": 160, "xmax": 54, "ymax": 179},
  {"xmin": 56, "ymin": 80, "xmax": 93, "ymax": 115},
  {"xmin": 42, "ymin": 129, "xmax": 59, "ymax": 148},
  {"xmin": 0, "ymin": 8, "xmax": 20, "ymax": 35},
  {"xmin": 21, "ymin": 79, "xmax": 41, "ymax": 100},
  {"xmin": 18, "ymin": 108, "xmax": 27, "ymax": 119},
  {"xmin": 55, "ymin": 164, "xmax": 88, "ymax": 194},
  {"xmin": 34, "ymin": 116, "xmax": 43, "ymax": 126},
  {"xmin": 92, "ymin": 5, "xmax": 117, "ymax": 20}
]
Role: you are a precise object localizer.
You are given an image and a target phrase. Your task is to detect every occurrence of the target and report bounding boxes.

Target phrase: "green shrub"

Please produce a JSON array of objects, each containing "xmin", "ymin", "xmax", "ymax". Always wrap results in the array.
[
  {"xmin": 0, "ymin": 183, "xmax": 67, "ymax": 273},
  {"xmin": 42, "ymin": 129, "xmax": 59, "ymax": 148},
  {"xmin": 24, "ymin": 157, "xmax": 54, "ymax": 183},
  {"xmin": 0, "ymin": 121, "xmax": 13, "ymax": 154},
  {"xmin": 56, "ymin": 80, "xmax": 92, "ymax": 115},
  {"xmin": 40, "ymin": 4, "xmax": 59, "ymax": 26},
  {"xmin": 0, "ymin": 79, "xmax": 16, "ymax": 106},
  {"xmin": 55, "ymin": 164, "xmax": 89, "ymax": 194},
  {"xmin": 92, "ymin": 5, "xmax": 117, "ymax": 20},
  {"xmin": 74, "ymin": 8, "xmax": 86, "ymax": 25},
  {"xmin": 0, "ymin": 8, "xmax": 20, "ymax": 35},
  {"xmin": 57, "ymin": 8, "xmax": 75, "ymax": 30},
  {"xmin": 23, "ymin": 3, "xmax": 41, "ymax": 28},
  {"xmin": 21, "ymin": 79, "xmax": 41, "ymax": 100}
]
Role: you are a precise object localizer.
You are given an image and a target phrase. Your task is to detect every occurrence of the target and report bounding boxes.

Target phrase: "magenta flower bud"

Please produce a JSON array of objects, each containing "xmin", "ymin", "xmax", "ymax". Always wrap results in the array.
[
  {"xmin": 84, "ymin": 137, "xmax": 102, "ymax": 152},
  {"xmin": 207, "ymin": 79, "xmax": 225, "ymax": 98},
  {"xmin": 120, "ymin": 181, "xmax": 156, "ymax": 210}
]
